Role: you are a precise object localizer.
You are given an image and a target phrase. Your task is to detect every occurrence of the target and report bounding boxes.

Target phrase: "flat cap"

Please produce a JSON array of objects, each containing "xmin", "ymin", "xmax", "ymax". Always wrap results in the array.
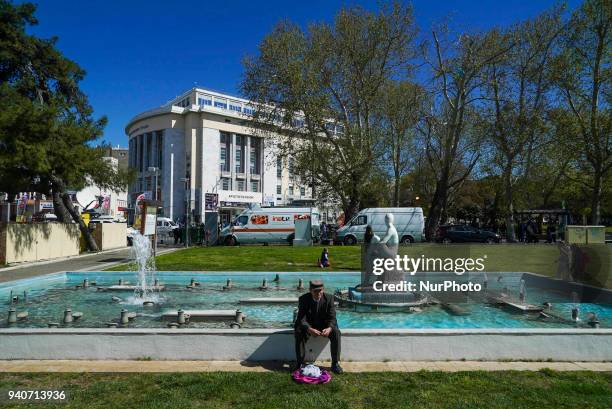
[{"xmin": 309, "ymin": 280, "xmax": 324, "ymax": 289}]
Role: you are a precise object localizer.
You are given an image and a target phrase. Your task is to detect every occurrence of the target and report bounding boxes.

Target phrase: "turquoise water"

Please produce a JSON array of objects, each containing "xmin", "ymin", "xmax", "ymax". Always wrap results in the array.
[{"xmin": 1, "ymin": 272, "xmax": 610, "ymax": 329}]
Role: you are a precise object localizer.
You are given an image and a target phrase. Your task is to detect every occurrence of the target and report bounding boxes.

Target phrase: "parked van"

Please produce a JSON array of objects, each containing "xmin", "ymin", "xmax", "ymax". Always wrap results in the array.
[
  {"xmin": 334, "ymin": 207, "xmax": 424, "ymax": 245},
  {"xmin": 156, "ymin": 217, "xmax": 179, "ymax": 235},
  {"xmin": 220, "ymin": 207, "xmax": 320, "ymax": 245}
]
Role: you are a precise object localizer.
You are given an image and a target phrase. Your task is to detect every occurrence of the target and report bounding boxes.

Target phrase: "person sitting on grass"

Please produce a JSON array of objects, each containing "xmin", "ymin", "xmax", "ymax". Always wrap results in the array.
[
  {"xmin": 319, "ymin": 248, "xmax": 330, "ymax": 268},
  {"xmin": 294, "ymin": 280, "xmax": 343, "ymax": 374}
]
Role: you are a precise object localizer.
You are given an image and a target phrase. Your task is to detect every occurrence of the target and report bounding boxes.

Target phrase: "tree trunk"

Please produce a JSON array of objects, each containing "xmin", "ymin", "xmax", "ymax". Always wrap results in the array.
[
  {"xmin": 503, "ymin": 165, "xmax": 516, "ymax": 242},
  {"xmin": 342, "ymin": 196, "xmax": 360, "ymax": 227},
  {"xmin": 393, "ymin": 169, "xmax": 400, "ymax": 207},
  {"xmin": 487, "ymin": 189, "xmax": 501, "ymax": 229},
  {"xmin": 50, "ymin": 175, "xmax": 99, "ymax": 252},
  {"xmin": 61, "ymin": 192, "xmax": 99, "ymax": 252},
  {"xmin": 590, "ymin": 171, "xmax": 602, "ymax": 225},
  {"xmin": 424, "ymin": 177, "xmax": 448, "ymax": 241},
  {"xmin": 51, "ymin": 189, "xmax": 70, "ymax": 222}
]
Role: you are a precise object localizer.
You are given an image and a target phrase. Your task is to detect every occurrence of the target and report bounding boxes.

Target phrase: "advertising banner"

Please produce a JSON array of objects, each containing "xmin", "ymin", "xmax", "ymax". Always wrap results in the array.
[{"xmin": 205, "ymin": 193, "xmax": 219, "ymax": 211}]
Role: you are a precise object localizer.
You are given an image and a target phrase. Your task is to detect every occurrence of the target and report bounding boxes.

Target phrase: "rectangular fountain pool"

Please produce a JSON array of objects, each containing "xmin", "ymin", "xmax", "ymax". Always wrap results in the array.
[{"xmin": 1, "ymin": 271, "xmax": 610, "ymax": 329}]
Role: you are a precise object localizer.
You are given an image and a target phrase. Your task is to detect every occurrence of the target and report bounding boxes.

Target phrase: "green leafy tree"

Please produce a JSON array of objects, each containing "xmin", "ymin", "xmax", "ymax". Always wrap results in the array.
[
  {"xmin": 241, "ymin": 2, "xmax": 418, "ymax": 222},
  {"xmin": 374, "ymin": 80, "xmax": 427, "ymax": 206},
  {"xmin": 480, "ymin": 8, "xmax": 563, "ymax": 240},
  {"xmin": 422, "ymin": 26, "xmax": 511, "ymax": 240},
  {"xmin": 0, "ymin": 1, "xmax": 130, "ymax": 251},
  {"xmin": 550, "ymin": 0, "xmax": 611, "ymax": 224}
]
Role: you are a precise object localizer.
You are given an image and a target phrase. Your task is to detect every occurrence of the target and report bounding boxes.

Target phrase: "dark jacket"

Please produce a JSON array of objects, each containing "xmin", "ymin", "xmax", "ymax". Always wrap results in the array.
[{"xmin": 294, "ymin": 292, "xmax": 337, "ymax": 332}]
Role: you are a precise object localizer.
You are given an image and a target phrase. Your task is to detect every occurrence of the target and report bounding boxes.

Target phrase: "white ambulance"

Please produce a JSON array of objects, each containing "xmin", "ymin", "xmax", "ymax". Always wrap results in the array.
[{"xmin": 220, "ymin": 207, "xmax": 320, "ymax": 245}]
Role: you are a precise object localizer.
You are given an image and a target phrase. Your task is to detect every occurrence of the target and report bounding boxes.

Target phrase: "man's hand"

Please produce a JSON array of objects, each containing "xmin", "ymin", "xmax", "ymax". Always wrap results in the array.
[
  {"xmin": 321, "ymin": 327, "xmax": 332, "ymax": 337},
  {"xmin": 307, "ymin": 327, "xmax": 321, "ymax": 337}
]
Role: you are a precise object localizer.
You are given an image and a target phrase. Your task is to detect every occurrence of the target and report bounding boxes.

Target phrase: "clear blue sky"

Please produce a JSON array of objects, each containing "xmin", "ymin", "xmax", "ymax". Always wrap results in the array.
[{"xmin": 23, "ymin": 0, "xmax": 580, "ymax": 147}]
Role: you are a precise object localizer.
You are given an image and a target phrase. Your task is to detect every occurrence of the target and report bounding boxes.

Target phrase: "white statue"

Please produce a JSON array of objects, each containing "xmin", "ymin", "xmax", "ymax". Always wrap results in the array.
[
  {"xmin": 380, "ymin": 213, "xmax": 398, "ymax": 246},
  {"xmin": 380, "ymin": 213, "xmax": 400, "ymax": 283}
]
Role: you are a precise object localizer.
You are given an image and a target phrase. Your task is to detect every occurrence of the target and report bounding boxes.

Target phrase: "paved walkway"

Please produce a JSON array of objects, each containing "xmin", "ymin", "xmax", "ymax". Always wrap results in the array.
[
  {"xmin": 0, "ymin": 360, "xmax": 609, "ymax": 372},
  {"xmin": 0, "ymin": 247, "xmax": 180, "ymax": 283}
]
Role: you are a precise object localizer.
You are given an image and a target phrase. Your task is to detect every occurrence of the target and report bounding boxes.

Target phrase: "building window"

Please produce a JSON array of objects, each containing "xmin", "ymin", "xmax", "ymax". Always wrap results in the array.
[
  {"xmin": 220, "ymin": 147, "xmax": 226, "ymax": 171},
  {"xmin": 288, "ymin": 157, "xmax": 294, "ymax": 177},
  {"xmin": 214, "ymin": 98, "xmax": 228, "ymax": 109},
  {"xmin": 235, "ymin": 135, "xmax": 244, "ymax": 173},
  {"xmin": 249, "ymin": 149, "xmax": 256, "ymax": 174},
  {"xmin": 229, "ymin": 102, "xmax": 242, "ymax": 112},
  {"xmin": 276, "ymin": 157, "xmax": 282, "ymax": 178},
  {"xmin": 198, "ymin": 95, "xmax": 212, "ymax": 106},
  {"xmin": 243, "ymin": 105, "xmax": 254, "ymax": 115},
  {"xmin": 146, "ymin": 133, "xmax": 152, "ymax": 168},
  {"xmin": 276, "ymin": 185, "xmax": 281, "ymax": 195},
  {"xmin": 221, "ymin": 178, "xmax": 231, "ymax": 191},
  {"xmin": 176, "ymin": 97, "xmax": 190, "ymax": 108},
  {"xmin": 220, "ymin": 132, "xmax": 230, "ymax": 172},
  {"xmin": 292, "ymin": 117, "xmax": 305, "ymax": 128},
  {"xmin": 156, "ymin": 131, "xmax": 163, "ymax": 169},
  {"xmin": 250, "ymin": 138, "xmax": 260, "ymax": 174},
  {"xmin": 235, "ymin": 149, "xmax": 242, "ymax": 173},
  {"xmin": 237, "ymin": 180, "xmax": 245, "ymax": 191},
  {"xmin": 288, "ymin": 185, "xmax": 294, "ymax": 196},
  {"xmin": 300, "ymin": 187, "xmax": 305, "ymax": 196},
  {"xmin": 251, "ymin": 181, "xmax": 259, "ymax": 192}
]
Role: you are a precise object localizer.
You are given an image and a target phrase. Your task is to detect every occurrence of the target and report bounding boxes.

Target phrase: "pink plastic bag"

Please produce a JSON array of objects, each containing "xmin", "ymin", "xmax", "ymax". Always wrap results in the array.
[{"xmin": 292, "ymin": 369, "xmax": 332, "ymax": 384}]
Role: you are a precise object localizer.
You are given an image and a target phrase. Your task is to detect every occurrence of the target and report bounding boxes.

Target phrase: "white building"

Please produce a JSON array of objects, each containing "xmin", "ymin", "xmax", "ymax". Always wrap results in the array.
[
  {"xmin": 125, "ymin": 88, "xmax": 314, "ymax": 225},
  {"xmin": 76, "ymin": 156, "xmax": 128, "ymax": 220}
]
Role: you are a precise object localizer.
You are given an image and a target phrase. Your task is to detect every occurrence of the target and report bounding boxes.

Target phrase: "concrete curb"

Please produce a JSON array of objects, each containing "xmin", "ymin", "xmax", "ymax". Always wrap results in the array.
[{"xmin": 0, "ymin": 360, "xmax": 610, "ymax": 373}]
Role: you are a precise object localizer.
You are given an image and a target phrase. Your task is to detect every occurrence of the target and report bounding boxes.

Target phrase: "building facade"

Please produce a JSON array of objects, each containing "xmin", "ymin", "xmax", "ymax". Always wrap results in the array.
[
  {"xmin": 104, "ymin": 146, "xmax": 129, "ymax": 171},
  {"xmin": 125, "ymin": 88, "xmax": 314, "ymax": 225}
]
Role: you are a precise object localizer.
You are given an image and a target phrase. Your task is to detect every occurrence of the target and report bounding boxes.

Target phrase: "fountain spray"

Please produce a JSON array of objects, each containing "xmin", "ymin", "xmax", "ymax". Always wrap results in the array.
[{"xmin": 130, "ymin": 231, "xmax": 158, "ymax": 302}]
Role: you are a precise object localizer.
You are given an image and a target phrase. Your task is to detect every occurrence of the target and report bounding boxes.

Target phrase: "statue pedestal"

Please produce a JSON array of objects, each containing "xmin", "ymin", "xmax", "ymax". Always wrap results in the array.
[{"xmin": 293, "ymin": 219, "xmax": 312, "ymax": 246}]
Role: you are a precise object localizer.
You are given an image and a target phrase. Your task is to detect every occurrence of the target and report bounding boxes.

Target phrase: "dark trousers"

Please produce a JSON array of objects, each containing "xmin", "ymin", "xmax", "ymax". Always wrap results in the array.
[{"xmin": 294, "ymin": 326, "xmax": 341, "ymax": 364}]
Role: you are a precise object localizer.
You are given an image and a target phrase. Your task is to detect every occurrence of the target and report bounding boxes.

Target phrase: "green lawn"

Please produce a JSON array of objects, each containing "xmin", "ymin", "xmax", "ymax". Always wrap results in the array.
[
  {"xmin": 1, "ymin": 371, "xmax": 610, "ymax": 409},
  {"xmin": 112, "ymin": 245, "xmax": 364, "ymax": 272},
  {"xmin": 108, "ymin": 243, "xmax": 610, "ymax": 288},
  {"xmin": 110, "ymin": 243, "xmax": 561, "ymax": 273}
]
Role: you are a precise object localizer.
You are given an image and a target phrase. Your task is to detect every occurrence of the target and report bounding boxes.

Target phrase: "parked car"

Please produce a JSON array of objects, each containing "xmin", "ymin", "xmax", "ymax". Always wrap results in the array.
[
  {"xmin": 436, "ymin": 225, "xmax": 501, "ymax": 244},
  {"xmin": 32, "ymin": 211, "xmax": 58, "ymax": 222},
  {"xmin": 334, "ymin": 207, "xmax": 425, "ymax": 245},
  {"xmin": 88, "ymin": 215, "xmax": 117, "ymax": 225}
]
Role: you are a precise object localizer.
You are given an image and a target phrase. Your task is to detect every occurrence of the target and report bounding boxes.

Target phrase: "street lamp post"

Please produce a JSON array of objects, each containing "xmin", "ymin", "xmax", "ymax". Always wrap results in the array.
[
  {"xmin": 170, "ymin": 144, "xmax": 174, "ymax": 221},
  {"xmin": 180, "ymin": 177, "xmax": 190, "ymax": 247}
]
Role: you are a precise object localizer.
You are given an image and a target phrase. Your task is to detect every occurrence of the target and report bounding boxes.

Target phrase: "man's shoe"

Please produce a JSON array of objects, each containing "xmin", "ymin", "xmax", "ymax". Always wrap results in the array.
[
  {"xmin": 331, "ymin": 362, "xmax": 344, "ymax": 374},
  {"xmin": 291, "ymin": 362, "xmax": 303, "ymax": 372}
]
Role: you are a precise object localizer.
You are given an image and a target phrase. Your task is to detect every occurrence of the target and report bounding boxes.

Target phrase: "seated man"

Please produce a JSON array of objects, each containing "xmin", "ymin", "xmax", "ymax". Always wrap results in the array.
[
  {"xmin": 294, "ymin": 280, "xmax": 343, "ymax": 374},
  {"xmin": 319, "ymin": 248, "xmax": 330, "ymax": 268}
]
